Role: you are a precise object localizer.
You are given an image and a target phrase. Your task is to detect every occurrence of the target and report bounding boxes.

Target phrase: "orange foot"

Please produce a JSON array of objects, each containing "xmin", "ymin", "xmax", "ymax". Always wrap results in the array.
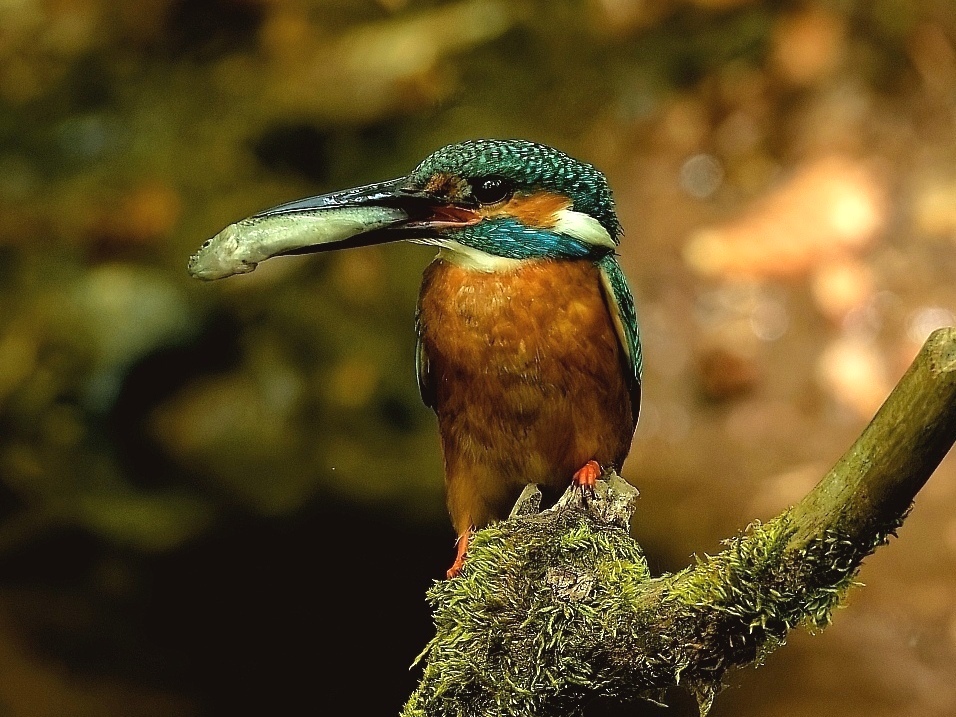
[
  {"xmin": 446, "ymin": 530, "xmax": 472, "ymax": 579},
  {"xmin": 572, "ymin": 460, "xmax": 602, "ymax": 496}
]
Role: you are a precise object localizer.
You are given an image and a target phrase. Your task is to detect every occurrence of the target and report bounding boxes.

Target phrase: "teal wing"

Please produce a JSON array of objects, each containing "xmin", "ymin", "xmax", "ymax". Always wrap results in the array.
[{"xmin": 598, "ymin": 254, "xmax": 642, "ymax": 423}]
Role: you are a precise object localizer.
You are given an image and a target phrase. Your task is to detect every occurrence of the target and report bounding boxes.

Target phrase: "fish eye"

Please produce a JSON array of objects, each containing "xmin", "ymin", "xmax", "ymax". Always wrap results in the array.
[{"xmin": 470, "ymin": 176, "xmax": 513, "ymax": 205}]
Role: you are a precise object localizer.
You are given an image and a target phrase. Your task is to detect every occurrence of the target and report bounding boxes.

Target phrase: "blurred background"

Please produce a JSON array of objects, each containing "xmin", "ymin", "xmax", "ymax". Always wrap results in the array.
[{"xmin": 0, "ymin": 0, "xmax": 954, "ymax": 715}]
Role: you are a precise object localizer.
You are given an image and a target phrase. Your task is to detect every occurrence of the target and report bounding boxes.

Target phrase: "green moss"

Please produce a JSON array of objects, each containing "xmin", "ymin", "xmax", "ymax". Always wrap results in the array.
[
  {"xmin": 403, "ymin": 477, "xmax": 901, "ymax": 717},
  {"xmin": 405, "ymin": 483, "xmax": 649, "ymax": 717}
]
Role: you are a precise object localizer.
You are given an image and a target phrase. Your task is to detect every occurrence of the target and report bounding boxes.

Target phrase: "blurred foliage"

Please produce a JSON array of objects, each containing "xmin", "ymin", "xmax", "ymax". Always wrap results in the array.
[{"xmin": 1, "ymin": 0, "xmax": 955, "ymax": 716}]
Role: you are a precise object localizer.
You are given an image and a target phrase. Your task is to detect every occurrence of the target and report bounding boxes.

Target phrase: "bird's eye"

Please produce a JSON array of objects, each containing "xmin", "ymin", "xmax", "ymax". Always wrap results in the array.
[{"xmin": 470, "ymin": 176, "xmax": 513, "ymax": 205}]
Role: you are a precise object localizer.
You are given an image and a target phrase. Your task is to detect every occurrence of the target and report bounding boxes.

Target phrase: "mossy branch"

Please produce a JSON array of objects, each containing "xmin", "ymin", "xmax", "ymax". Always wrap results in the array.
[{"xmin": 402, "ymin": 328, "xmax": 956, "ymax": 717}]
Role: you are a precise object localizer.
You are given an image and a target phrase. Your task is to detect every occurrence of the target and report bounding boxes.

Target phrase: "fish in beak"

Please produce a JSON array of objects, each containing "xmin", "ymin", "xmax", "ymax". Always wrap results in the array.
[{"xmin": 187, "ymin": 177, "xmax": 480, "ymax": 281}]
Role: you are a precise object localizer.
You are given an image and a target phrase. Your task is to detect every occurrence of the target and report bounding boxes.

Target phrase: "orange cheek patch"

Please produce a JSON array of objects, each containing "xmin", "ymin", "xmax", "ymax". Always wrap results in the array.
[{"xmin": 482, "ymin": 192, "xmax": 572, "ymax": 229}]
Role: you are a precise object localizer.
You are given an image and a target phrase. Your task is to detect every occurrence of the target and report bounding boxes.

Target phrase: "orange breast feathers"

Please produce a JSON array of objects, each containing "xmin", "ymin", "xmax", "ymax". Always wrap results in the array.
[{"xmin": 417, "ymin": 258, "xmax": 637, "ymax": 534}]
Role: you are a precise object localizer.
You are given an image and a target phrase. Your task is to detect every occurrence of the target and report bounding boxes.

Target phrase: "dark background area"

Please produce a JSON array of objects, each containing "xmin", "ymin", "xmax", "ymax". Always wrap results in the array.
[{"xmin": 0, "ymin": 1, "xmax": 954, "ymax": 715}]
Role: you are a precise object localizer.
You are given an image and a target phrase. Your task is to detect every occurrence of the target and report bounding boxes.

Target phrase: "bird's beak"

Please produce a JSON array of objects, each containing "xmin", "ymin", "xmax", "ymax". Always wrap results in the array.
[{"xmin": 187, "ymin": 177, "xmax": 480, "ymax": 280}]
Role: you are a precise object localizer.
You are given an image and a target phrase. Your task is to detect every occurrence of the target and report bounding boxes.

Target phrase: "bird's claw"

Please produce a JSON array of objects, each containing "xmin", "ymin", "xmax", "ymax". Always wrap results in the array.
[
  {"xmin": 446, "ymin": 529, "xmax": 473, "ymax": 579},
  {"xmin": 572, "ymin": 460, "xmax": 602, "ymax": 500}
]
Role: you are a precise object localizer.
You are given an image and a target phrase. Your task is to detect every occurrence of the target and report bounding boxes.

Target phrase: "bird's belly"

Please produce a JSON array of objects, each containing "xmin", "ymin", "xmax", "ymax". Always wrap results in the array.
[{"xmin": 418, "ymin": 258, "xmax": 635, "ymax": 530}]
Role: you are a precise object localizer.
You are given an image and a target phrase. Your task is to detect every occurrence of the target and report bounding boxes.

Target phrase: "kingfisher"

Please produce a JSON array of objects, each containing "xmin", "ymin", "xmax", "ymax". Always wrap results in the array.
[{"xmin": 189, "ymin": 139, "xmax": 642, "ymax": 578}]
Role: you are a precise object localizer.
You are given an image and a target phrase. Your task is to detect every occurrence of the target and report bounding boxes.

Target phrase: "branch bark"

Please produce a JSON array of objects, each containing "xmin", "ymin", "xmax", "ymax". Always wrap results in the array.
[{"xmin": 403, "ymin": 328, "xmax": 956, "ymax": 717}]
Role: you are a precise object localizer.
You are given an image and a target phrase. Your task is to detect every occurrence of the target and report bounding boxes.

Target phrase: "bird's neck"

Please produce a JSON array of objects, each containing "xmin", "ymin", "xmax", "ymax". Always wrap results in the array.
[{"xmin": 432, "ymin": 210, "xmax": 616, "ymax": 273}]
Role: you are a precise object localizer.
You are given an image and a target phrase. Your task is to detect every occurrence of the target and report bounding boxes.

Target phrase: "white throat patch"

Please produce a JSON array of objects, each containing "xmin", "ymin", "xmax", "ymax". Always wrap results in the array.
[{"xmin": 435, "ymin": 241, "xmax": 525, "ymax": 272}]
